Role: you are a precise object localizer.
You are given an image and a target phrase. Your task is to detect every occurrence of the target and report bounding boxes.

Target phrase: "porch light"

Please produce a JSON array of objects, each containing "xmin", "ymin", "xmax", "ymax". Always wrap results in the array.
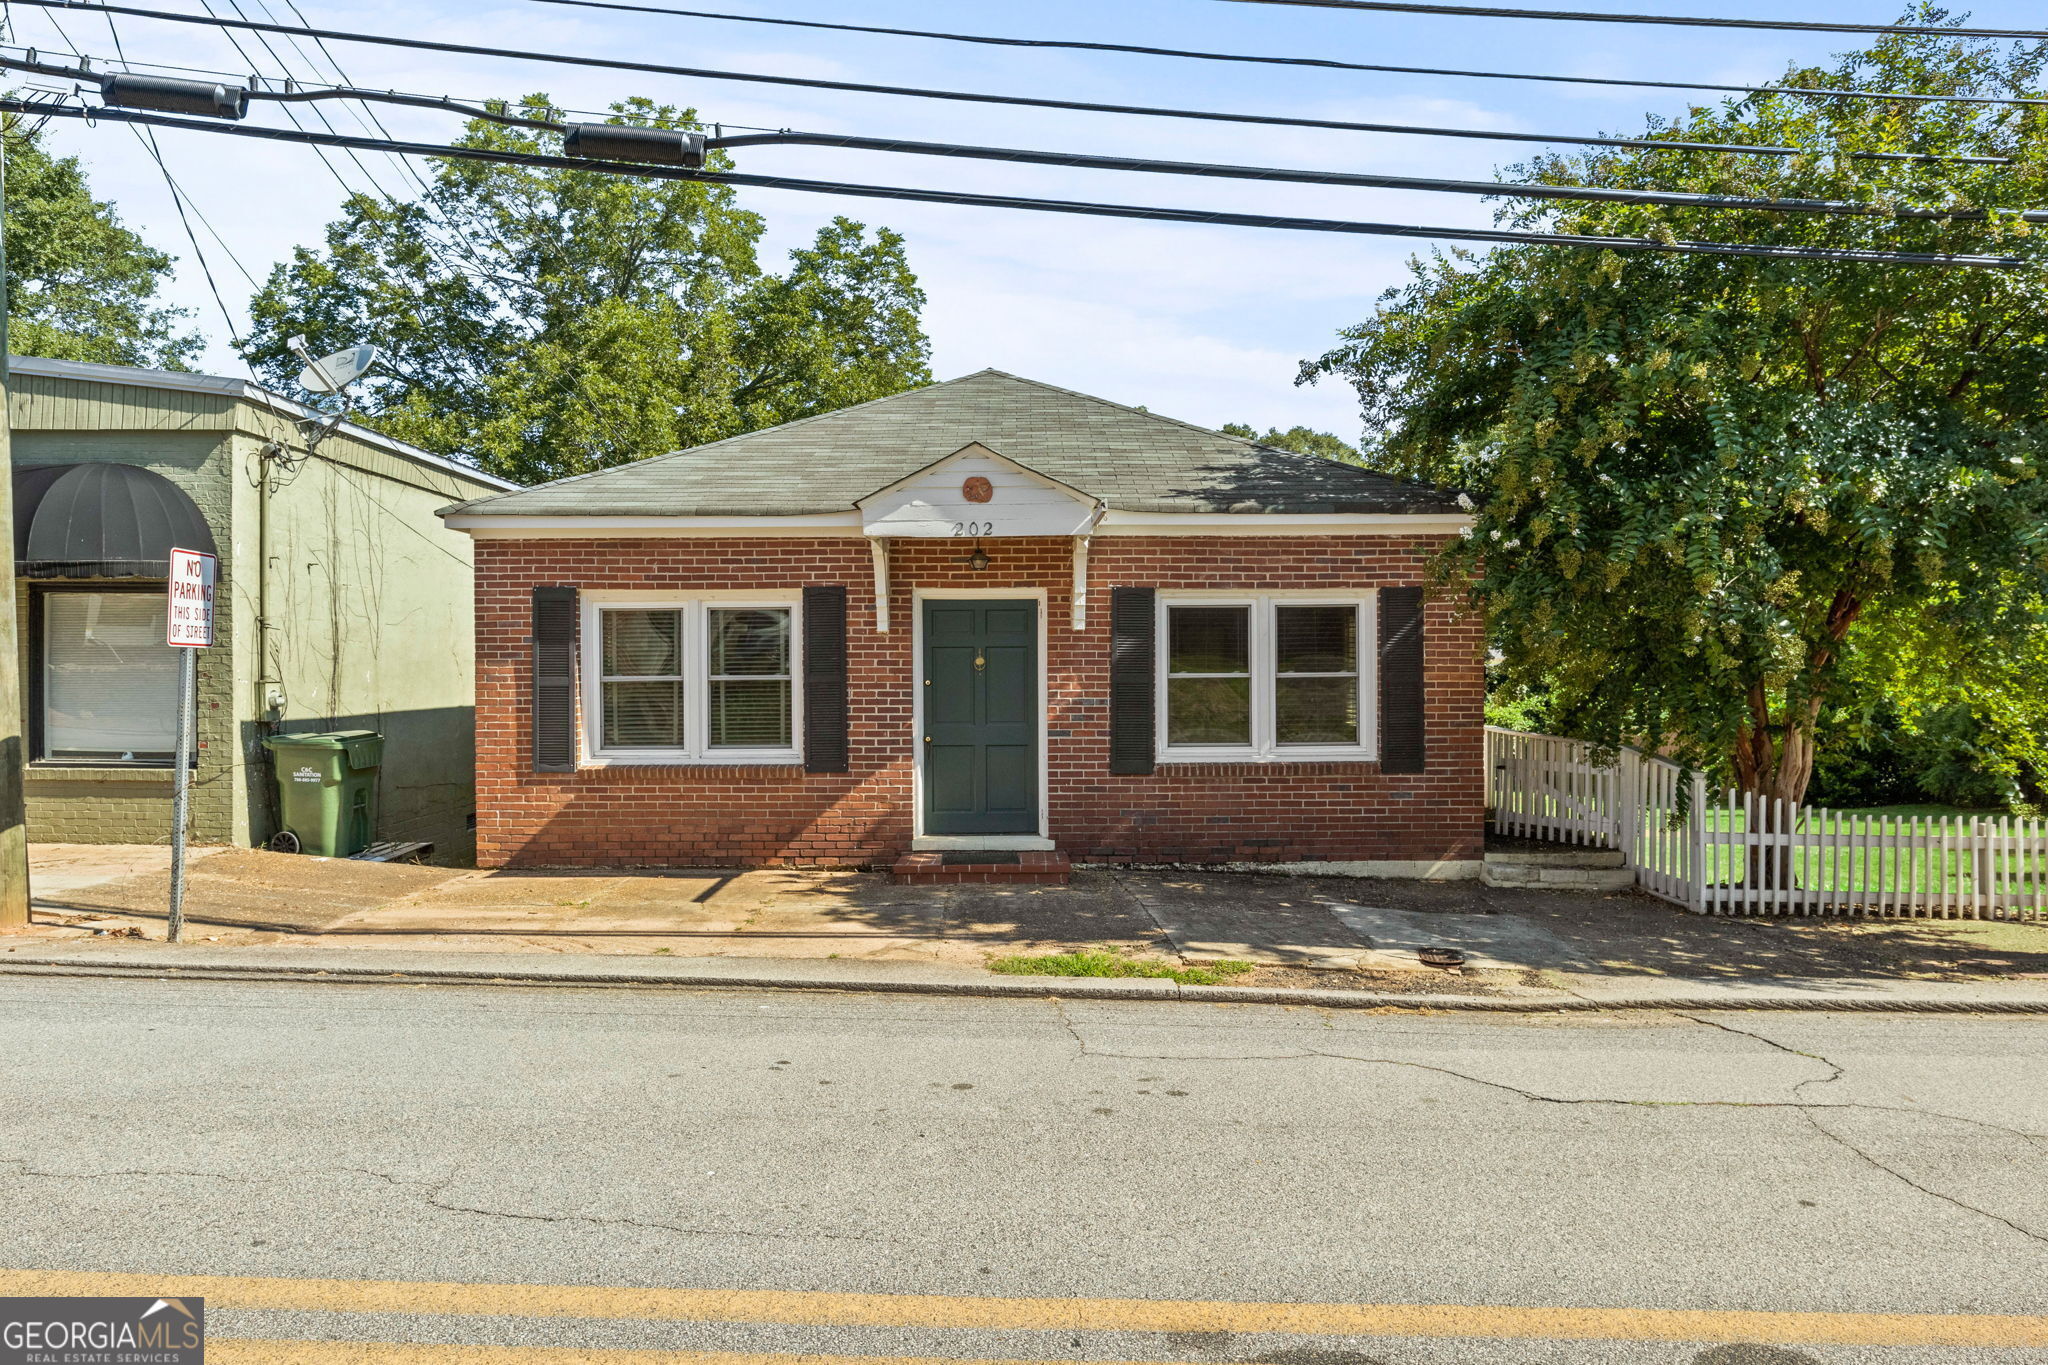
[{"xmin": 966, "ymin": 543, "xmax": 990, "ymax": 572}]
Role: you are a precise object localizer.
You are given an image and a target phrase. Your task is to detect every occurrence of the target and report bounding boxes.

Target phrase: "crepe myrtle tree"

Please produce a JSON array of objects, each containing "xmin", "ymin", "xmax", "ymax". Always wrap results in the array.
[{"xmin": 1304, "ymin": 18, "xmax": 2048, "ymax": 807}]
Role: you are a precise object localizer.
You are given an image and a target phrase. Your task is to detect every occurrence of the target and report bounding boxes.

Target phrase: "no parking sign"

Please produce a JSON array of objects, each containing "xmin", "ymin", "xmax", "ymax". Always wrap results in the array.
[{"xmin": 166, "ymin": 547, "xmax": 217, "ymax": 647}]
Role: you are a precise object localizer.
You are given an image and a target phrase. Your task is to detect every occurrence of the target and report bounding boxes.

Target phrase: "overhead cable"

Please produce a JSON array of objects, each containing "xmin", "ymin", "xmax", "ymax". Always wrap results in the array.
[
  {"xmin": 82, "ymin": 7, "xmax": 256, "ymax": 344},
  {"xmin": 2, "ymin": 97, "xmax": 2026, "ymax": 268},
  {"xmin": 1206, "ymin": 0, "xmax": 2048, "ymax": 41},
  {"xmin": 709, "ymin": 131, "xmax": 2048, "ymax": 223},
  {"xmin": 0, "ymin": 49, "xmax": 564, "ymax": 127},
  {"xmin": 511, "ymin": 0, "xmax": 2048, "ymax": 110},
  {"xmin": 7, "ymin": 0, "xmax": 2011, "ymax": 165},
  {"xmin": 10, "ymin": 50, "xmax": 2030, "ymax": 221},
  {"xmin": 6, "ymin": 50, "xmax": 2033, "ymax": 222}
]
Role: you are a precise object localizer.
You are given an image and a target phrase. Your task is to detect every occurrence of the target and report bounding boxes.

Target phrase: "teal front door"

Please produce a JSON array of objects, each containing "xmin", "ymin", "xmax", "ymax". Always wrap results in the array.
[{"xmin": 922, "ymin": 599, "xmax": 1038, "ymax": 836}]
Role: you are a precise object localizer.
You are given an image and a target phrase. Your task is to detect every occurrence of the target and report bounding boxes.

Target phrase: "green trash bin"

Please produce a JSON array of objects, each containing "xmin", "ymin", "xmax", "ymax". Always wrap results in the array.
[{"xmin": 265, "ymin": 730, "xmax": 382, "ymax": 857}]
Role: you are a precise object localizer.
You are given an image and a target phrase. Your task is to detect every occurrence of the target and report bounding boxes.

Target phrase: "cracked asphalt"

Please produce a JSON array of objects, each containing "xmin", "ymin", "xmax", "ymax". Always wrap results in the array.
[{"xmin": 2, "ymin": 976, "xmax": 2047, "ymax": 1363}]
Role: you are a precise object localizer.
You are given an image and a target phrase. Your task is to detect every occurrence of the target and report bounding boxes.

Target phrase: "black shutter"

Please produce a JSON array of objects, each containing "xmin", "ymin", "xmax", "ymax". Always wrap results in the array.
[
  {"xmin": 1109, "ymin": 586, "xmax": 1156, "ymax": 775},
  {"xmin": 532, "ymin": 586, "xmax": 578, "ymax": 773},
  {"xmin": 803, "ymin": 585, "xmax": 850, "ymax": 774},
  {"xmin": 1378, "ymin": 586, "xmax": 1426, "ymax": 774}
]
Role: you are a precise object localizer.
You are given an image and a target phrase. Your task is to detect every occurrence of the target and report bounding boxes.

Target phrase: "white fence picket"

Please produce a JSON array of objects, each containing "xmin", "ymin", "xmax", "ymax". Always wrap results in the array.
[{"xmin": 1482, "ymin": 726, "xmax": 2042, "ymax": 921}]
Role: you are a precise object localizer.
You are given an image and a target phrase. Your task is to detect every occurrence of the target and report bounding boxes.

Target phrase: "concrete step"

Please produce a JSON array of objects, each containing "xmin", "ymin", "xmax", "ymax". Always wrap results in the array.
[
  {"xmin": 1483, "ymin": 863, "xmax": 1636, "ymax": 892},
  {"xmin": 892, "ymin": 850, "xmax": 1071, "ymax": 886},
  {"xmin": 1485, "ymin": 846, "xmax": 1626, "ymax": 869}
]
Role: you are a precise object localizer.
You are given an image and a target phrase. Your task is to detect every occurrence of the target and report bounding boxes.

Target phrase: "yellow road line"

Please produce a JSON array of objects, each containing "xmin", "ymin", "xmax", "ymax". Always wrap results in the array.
[
  {"xmin": 3, "ymin": 1270, "xmax": 2046, "ymax": 1349},
  {"xmin": 212, "ymin": 1348, "xmax": 1180, "ymax": 1365}
]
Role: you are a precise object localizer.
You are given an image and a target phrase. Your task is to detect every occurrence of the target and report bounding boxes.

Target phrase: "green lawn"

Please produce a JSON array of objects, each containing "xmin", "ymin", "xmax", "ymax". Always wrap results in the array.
[
  {"xmin": 1702, "ymin": 803, "xmax": 2002, "ymax": 830},
  {"xmin": 1686, "ymin": 803, "xmax": 2042, "ymax": 900}
]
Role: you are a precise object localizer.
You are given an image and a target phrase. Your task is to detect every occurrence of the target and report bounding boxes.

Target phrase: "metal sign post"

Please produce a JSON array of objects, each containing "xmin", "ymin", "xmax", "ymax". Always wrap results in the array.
[{"xmin": 166, "ymin": 548, "xmax": 217, "ymax": 943}]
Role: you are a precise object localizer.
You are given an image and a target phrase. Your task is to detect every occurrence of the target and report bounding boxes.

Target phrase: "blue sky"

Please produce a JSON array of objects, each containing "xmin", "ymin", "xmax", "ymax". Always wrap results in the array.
[{"xmin": 8, "ymin": 0, "xmax": 2042, "ymax": 443}]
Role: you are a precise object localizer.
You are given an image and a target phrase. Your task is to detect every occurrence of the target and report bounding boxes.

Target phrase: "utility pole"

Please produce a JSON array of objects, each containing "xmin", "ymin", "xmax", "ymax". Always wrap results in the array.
[{"xmin": 0, "ymin": 112, "xmax": 29, "ymax": 930}]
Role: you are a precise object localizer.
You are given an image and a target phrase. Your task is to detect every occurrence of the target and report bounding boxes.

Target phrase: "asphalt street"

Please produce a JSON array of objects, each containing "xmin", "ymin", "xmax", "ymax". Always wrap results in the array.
[{"xmin": 2, "ymin": 976, "xmax": 2046, "ymax": 1364}]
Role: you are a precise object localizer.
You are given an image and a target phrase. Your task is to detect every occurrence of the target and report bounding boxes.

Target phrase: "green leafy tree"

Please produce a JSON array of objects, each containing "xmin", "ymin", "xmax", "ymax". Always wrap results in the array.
[
  {"xmin": 1305, "ymin": 20, "xmax": 2048, "ymax": 805},
  {"xmin": 2, "ymin": 109, "xmax": 199, "ymax": 367},
  {"xmin": 242, "ymin": 98, "xmax": 931, "ymax": 483},
  {"xmin": 1221, "ymin": 422, "xmax": 1361, "ymax": 462}
]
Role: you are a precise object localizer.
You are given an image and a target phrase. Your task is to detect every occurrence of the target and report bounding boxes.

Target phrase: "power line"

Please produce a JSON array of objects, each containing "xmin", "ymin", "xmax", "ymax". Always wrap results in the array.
[
  {"xmin": 15, "ymin": 5, "xmax": 244, "ymax": 326},
  {"xmin": 205, "ymin": 0, "xmax": 413, "ymax": 207},
  {"xmin": 9, "ymin": 0, "xmax": 2012, "ymax": 166},
  {"xmin": 216, "ymin": 2, "xmax": 691, "ymax": 458},
  {"xmin": 0, "ymin": 43, "xmax": 686, "ymax": 126},
  {"xmin": 98, "ymin": 11, "xmax": 263, "ymax": 297},
  {"xmin": 710, "ymin": 131, "xmax": 2048, "ymax": 224},
  {"xmin": 4, "ymin": 97, "xmax": 2027, "ymax": 268},
  {"xmin": 1206, "ymin": 0, "xmax": 2048, "ymax": 41},
  {"xmin": 510, "ymin": 0, "xmax": 2048, "ymax": 110},
  {"xmin": 127, "ymin": 122, "xmax": 248, "ymax": 336},
  {"xmin": 82, "ymin": 9, "xmax": 254, "ymax": 341},
  {"xmin": 12, "ymin": 49, "xmax": 2036, "ymax": 225},
  {"xmin": 8, "ymin": 49, "xmax": 2038, "ymax": 224},
  {"xmin": 158, "ymin": 0, "xmax": 387, "ymax": 207}
]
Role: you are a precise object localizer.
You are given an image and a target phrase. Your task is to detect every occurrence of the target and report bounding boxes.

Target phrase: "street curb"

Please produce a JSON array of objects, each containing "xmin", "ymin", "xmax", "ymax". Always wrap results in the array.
[{"xmin": 5, "ymin": 955, "xmax": 2048, "ymax": 1013}]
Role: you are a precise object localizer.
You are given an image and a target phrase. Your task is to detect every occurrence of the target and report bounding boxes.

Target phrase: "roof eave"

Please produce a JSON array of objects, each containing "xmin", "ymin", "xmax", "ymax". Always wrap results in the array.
[
  {"xmin": 10, "ymin": 354, "xmax": 516, "ymax": 492},
  {"xmin": 441, "ymin": 509, "xmax": 1474, "ymax": 536}
]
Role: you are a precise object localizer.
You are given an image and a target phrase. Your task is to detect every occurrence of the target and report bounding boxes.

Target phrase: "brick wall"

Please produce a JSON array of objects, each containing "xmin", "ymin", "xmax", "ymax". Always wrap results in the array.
[
  {"xmin": 14, "ymin": 432, "xmax": 241, "ymax": 847},
  {"xmin": 473, "ymin": 534, "xmax": 1483, "ymax": 869}
]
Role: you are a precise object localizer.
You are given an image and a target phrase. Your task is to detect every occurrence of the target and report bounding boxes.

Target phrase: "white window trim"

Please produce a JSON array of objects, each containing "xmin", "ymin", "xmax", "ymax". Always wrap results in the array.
[
  {"xmin": 579, "ymin": 592, "xmax": 802, "ymax": 766},
  {"xmin": 1154, "ymin": 592, "xmax": 1378, "ymax": 764}
]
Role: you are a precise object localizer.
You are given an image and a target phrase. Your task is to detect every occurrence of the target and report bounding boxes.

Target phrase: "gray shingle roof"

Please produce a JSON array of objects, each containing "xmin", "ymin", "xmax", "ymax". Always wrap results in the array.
[{"xmin": 441, "ymin": 370, "xmax": 1463, "ymax": 518}]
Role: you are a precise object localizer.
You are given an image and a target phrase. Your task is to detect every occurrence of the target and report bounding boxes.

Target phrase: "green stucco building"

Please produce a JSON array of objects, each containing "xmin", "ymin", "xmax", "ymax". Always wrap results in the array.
[{"xmin": 8, "ymin": 356, "xmax": 511, "ymax": 861}]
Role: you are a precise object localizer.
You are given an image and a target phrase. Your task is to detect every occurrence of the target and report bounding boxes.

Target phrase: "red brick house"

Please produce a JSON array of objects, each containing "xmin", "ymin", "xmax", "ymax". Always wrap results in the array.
[{"xmin": 441, "ymin": 371, "xmax": 1483, "ymax": 879}]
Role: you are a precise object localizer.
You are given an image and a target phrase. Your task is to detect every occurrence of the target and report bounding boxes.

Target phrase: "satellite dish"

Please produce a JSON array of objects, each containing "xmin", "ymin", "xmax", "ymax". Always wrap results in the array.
[{"xmin": 290, "ymin": 337, "xmax": 380, "ymax": 394}]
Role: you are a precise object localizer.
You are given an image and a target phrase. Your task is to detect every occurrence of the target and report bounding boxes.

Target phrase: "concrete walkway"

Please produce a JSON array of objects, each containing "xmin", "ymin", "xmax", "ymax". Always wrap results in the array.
[{"xmin": 16, "ymin": 843, "xmax": 2048, "ymax": 1007}]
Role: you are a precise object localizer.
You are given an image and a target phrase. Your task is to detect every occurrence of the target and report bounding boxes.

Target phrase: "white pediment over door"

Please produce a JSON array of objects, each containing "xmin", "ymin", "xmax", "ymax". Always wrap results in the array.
[{"xmin": 857, "ymin": 443, "xmax": 1103, "ymax": 539}]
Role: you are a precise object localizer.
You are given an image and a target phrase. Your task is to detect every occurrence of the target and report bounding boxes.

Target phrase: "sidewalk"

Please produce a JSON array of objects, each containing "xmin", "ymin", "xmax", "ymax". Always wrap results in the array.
[
  {"xmin": 6, "ymin": 936, "xmax": 2048, "ymax": 1013},
  {"xmin": 10, "ymin": 843, "xmax": 2048, "ymax": 1011}
]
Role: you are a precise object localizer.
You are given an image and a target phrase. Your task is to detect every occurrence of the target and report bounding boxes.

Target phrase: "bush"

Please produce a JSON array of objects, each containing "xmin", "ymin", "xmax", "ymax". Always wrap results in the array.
[{"xmin": 1808, "ymin": 704, "xmax": 2013, "ymax": 810}]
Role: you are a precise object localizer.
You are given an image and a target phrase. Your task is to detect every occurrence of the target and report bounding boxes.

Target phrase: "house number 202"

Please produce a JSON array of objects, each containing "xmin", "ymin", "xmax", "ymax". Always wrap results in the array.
[{"xmin": 951, "ymin": 520, "xmax": 995, "ymax": 536}]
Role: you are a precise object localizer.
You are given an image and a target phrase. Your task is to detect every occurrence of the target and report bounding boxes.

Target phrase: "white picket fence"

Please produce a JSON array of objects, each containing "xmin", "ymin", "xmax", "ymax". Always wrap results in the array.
[{"xmin": 1485, "ymin": 726, "xmax": 2046, "ymax": 919}]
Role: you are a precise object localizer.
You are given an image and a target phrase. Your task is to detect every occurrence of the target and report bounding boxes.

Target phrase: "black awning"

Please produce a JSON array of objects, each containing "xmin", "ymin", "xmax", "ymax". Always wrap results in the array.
[{"xmin": 13, "ymin": 462, "xmax": 218, "ymax": 579}]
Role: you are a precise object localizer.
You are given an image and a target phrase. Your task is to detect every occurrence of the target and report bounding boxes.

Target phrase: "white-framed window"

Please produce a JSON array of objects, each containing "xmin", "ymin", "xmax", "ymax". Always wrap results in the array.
[
  {"xmin": 1156, "ymin": 594, "xmax": 1376, "ymax": 762},
  {"xmin": 582, "ymin": 597, "xmax": 800, "ymax": 764}
]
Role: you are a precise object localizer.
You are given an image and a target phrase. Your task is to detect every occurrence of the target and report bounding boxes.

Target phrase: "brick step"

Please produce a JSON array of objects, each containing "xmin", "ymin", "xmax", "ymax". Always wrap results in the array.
[{"xmin": 892, "ymin": 850, "xmax": 1071, "ymax": 886}]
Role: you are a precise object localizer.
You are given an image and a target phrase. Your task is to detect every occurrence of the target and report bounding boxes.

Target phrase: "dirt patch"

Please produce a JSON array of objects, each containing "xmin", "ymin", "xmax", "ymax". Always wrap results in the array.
[{"xmin": 1235, "ymin": 964, "xmax": 1522, "ymax": 995}]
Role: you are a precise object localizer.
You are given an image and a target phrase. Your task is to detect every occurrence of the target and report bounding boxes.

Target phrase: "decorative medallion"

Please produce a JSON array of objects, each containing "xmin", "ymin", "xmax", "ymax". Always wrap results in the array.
[{"xmin": 962, "ymin": 476, "xmax": 994, "ymax": 504}]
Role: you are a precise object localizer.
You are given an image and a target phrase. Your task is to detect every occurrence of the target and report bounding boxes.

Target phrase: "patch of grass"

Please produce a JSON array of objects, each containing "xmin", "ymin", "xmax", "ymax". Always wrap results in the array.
[
  {"xmin": 987, "ymin": 948, "xmax": 1253, "ymax": 986},
  {"xmin": 1703, "ymin": 803, "xmax": 2003, "ymax": 832}
]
